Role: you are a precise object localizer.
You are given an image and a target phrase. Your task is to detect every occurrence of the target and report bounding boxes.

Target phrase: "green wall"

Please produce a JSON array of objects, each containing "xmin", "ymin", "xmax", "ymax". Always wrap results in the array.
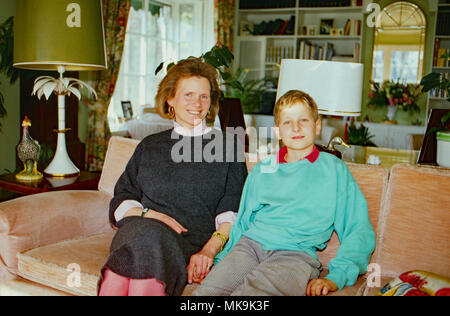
[
  {"xmin": 0, "ymin": 0, "xmax": 89, "ymax": 174},
  {"xmin": 360, "ymin": 0, "xmax": 437, "ymax": 126}
]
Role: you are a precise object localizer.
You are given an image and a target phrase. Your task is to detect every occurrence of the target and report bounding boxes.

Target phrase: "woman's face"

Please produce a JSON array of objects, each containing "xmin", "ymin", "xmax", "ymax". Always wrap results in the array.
[{"xmin": 167, "ymin": 76, "xmax": 211, "ymax": 130}]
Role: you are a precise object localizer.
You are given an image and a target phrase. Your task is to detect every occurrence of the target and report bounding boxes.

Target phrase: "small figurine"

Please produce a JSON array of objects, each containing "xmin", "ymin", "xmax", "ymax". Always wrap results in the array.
[{"xmin": 16, "ymin": 116, "xmax": 43, "ymax": 181}]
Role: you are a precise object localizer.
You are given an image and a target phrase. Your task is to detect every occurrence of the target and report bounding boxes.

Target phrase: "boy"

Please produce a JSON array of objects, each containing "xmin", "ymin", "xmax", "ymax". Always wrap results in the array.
[{"xmin": 193, "ymin": 90, "xmax": 376, "ymax": 296}]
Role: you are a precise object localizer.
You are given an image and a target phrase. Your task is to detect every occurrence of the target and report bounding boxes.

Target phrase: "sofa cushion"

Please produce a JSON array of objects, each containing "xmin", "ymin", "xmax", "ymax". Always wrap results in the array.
[
  {"xmin": 317, "ymin": 163, "xmax": 388, "ymax": 269},
  {"xmin": 0, "ymin": 190, "xmax": 112, "ymax": 280},
  {"xmin": 17, "ymin": 232, "xmax": 115, "ymax": 296},
  {"xmin": 99, "ymin": 136, "xmax": 140, "ymax": 196},
  {"xmin": 375, "ymin": 164, "xmax": 450, "ymax": 278}
]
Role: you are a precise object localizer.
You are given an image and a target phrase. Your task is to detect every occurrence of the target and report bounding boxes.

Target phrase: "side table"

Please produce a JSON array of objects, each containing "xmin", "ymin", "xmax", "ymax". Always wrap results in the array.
[{"xmin": 0, "ymin": 171, "xmax": 101, "ymax": 196}]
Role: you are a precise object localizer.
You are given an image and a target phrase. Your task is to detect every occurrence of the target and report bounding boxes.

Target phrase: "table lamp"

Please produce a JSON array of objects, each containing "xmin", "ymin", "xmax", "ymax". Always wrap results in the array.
[
  {"xmin": 276, "ymin": 59, "xmax": 363, "ymax": 157},
  {"xmin": 13, "ymin": 0, "xmax": 106, "ymax": 177}
]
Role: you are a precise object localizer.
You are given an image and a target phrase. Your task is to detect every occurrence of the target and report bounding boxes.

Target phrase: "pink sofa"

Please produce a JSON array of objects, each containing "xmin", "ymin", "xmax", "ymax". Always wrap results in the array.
[{"xmin": 0, "ymin": 136, "xmax": 449, "ymax": 296}]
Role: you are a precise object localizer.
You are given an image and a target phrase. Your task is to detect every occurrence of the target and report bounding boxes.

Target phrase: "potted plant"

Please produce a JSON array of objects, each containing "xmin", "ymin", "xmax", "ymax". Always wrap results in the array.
[
  {"xmin": 343, "ymin": 122, "xmax": 377, "ymax": 163},
  {"xmin": 155, "ymin": 45, "xmax": 267, "ymax": 115},
  {"xmin": 368, "ymin": 80, "xmax": 422, "ymax": 123},
  {"xmin": 420, "ymin": 53, "xmax": 450, "ymax": 102},
  {"xmin": 0, "ymin": 16, "xmax": 20, "ymax": 133}
]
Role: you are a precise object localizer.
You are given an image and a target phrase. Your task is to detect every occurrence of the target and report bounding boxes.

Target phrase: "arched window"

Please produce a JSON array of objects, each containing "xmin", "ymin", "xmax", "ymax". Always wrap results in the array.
[{"xmin": 371, "ymin": 1, "xmax": 426, "ymax": 84}]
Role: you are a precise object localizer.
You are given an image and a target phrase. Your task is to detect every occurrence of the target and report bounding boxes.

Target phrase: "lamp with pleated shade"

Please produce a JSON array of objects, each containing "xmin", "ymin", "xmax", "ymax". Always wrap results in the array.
[{"xmin": 14, "ymin": 0, "xmax": 106, "ymax": 177}]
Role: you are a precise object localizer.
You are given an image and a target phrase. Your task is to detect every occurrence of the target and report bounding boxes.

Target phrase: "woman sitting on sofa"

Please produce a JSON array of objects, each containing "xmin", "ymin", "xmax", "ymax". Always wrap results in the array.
[{"xmin": 98, "ymin": 58, "xmax": 247, "ymax": 296}]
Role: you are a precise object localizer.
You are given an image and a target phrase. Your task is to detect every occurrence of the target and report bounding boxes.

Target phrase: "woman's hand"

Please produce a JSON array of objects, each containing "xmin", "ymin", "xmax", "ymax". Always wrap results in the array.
[
  {"xmin": 187, "ymin": 248, "xmax": 215, "ymax": 284},
  {"xmin": 306, "ymin": 278, "xmax": 338, "ymax": 296},
  {"xmin": 186, "ymin": 222, "xmax": 232, "ymax": 284},
  {"xmin": 144, "ymin": 210, "xmax": 188, "ymax": 234},
  {"xmin": 123, "ymin": 207, "xmax": 144, "ymax": 218}
]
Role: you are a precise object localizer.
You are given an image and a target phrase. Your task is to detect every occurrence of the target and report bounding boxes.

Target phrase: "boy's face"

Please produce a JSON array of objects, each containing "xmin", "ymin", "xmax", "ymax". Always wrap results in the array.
[{"xmin": 276, "ymin": 102, "xmax": 321, "ymax": 153}]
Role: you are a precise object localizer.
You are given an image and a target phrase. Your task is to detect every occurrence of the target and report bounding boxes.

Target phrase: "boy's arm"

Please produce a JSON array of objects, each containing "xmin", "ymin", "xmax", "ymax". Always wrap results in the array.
[
  {"xmin": 324, "ymin": 164, "xmax": 376, "ymax": 291},
  {"xmin": 214, "ymin": 163, "xmax": 260, "ymax": 265}
]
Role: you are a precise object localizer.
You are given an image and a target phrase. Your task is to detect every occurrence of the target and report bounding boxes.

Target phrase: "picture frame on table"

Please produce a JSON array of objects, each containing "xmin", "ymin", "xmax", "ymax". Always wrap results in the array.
[
  {"xmin": 320, "ymin": 19, "xmax": 334, "ymax": 35},
  {"xmin": 121, "ymin": 101, "xmax": 133, "ymax": 120}
]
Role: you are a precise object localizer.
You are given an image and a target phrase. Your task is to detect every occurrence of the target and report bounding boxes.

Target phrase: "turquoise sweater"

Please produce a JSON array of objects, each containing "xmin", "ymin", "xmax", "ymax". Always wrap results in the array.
[{"xmin": 215, "ymin": 152, "xmax": 376, "ymax": 290}]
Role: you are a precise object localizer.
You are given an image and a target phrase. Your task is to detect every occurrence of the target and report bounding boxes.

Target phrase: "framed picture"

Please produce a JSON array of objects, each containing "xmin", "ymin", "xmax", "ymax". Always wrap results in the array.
[
  {"xmin": 240, "ymin": 21, "xmax": 254, "ymax": 36},
  {"xmin": 320, "ymin": 19, "xmax": 334, "ymax": 35},
  {"xmin": 121, "ymin": 101, "xmax": 133, "ymax": 119}
]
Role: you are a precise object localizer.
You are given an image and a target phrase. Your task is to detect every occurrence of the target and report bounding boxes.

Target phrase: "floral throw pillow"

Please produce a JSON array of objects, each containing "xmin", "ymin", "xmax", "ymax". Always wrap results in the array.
[{"xmin": 377, "ymin": 270, "xmax": 450, "ymax": 296}]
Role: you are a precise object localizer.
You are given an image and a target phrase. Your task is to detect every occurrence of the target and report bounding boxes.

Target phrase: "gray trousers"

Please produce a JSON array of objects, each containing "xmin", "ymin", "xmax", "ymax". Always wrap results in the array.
[{"xmin": 193, "ymin": 236, "xmax": 322, "ymax": 296}]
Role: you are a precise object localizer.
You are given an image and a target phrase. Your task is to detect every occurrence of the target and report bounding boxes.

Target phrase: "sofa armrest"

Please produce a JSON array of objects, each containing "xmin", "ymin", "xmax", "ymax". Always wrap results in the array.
[{"xmin": 0, "ymin": 190, "xmax": 113, "ymax": 280}]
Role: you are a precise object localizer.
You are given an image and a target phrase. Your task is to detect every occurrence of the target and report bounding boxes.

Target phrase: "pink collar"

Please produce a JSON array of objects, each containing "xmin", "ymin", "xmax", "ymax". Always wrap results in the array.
[{"xmin": 277, "ymin": 146, "xmax": 319, "ymax": 164}]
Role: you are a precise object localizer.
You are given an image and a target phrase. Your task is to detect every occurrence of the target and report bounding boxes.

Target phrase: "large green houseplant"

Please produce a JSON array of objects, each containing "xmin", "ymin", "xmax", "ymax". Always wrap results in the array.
[
  {"xmin": 156, "ymin": 44, "xmax": 266, "ymax": 114},
  {"xmin": 0, "ymin": 16, "xmax": 20, "ymax": 133},
  {"xmin": 420, "ymin": 52, "xmax": 450, "ymax": 102}
]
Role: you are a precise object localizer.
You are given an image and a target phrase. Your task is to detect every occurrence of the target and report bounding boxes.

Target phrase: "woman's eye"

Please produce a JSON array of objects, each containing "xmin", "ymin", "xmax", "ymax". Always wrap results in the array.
[
  {"xmin": 185, "ymin": 93, "xmax": 192, "ymax": 97},
  {"xmin": 283, "ymin": 121, "xmax": 290, "ymax": 125},
  {"xmin": 201, "ymin": 95, "xmax": 209, "ymax": 100}
]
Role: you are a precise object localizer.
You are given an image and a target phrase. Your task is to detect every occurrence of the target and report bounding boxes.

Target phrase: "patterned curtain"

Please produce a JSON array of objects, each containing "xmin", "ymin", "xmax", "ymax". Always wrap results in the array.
[
  {"xmin": 214, "ymin": 0, "xmax": 236, "ymax": 52},
  {"xmin": 85, "ymin": 0, "xmax": 131, "ymax": 172}
]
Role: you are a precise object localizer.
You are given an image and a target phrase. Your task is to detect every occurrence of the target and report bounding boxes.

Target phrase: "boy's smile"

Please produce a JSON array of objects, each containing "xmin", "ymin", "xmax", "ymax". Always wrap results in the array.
[{"xmin": 276, "ymin": 102, "xmax": 321, "ymax": 162}]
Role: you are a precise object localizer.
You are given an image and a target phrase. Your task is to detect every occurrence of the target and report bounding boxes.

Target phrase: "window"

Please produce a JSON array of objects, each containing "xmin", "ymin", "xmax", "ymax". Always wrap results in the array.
[
  {"xmin": 390, "ymin": 51, "xmax": 420, "ymax": 83},
  {"xmin": 108, "ymin": 0, "xmax": 215, "ymax": 132}
]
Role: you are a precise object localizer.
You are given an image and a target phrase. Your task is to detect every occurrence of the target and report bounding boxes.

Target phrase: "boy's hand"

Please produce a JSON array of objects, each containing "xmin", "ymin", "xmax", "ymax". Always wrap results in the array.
[{"xmin": 306, "ymin": 278, "xmax": 338, "ymax": 296}]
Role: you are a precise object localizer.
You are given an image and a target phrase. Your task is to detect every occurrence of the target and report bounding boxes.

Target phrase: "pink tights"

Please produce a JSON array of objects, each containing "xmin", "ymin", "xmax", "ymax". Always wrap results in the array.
[{"xmin": 98, "ymin": 268, "xmax": 166, "ymax": 296}]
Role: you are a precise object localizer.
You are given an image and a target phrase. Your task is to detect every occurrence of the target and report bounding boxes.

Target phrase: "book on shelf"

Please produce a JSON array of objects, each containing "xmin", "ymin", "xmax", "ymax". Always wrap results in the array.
[
  {"xmin": 297, "ymin": 40, "xmax": 335, "ymax": 60},
  {"xmin": 436, "ymin": 6, "xmax": 450, "ymax": 36},
  {"xmin": 252, "ymin": 16, "xmax": 295, "ymax": 35},
  {"xmin": 433, "ymin": 38, "xmax": 440, "ymax": 66},
  {"xmin": 354, "ymin": 42, "xmax": 360, "ymax": 63},
  {"xmin": 299, "ymin": 0, "xmax": 351, "ymax": 7},
  {"xmin": 429, "ymin": 73, "xmax": 449, "ymax": 99},
  {"xmin": 343, "ymin": 19, "xmax": 361, "ymax": 36},
  {"xmin": 239, "ymin": 0, "xmax": 296, "ymax": 9},
  {"xmin": 434, "ymin": 47, "xmax": 450, "ymax": 67}
]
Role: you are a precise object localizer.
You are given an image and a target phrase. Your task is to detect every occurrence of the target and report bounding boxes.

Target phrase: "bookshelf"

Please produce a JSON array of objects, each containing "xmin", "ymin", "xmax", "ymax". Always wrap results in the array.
[
  {"xmin": 429, "ymin": 1, "xmax": 450, "ymax": 110},
  {"xmin": 233, "ymin": 0, "xmax": 365, "ymax": 82}
]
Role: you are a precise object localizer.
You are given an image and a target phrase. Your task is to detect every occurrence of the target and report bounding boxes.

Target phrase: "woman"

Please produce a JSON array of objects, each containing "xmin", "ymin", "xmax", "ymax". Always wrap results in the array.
[{"xmin": 98, "ymin": 58, "xmax": 247, "ymax": 296}]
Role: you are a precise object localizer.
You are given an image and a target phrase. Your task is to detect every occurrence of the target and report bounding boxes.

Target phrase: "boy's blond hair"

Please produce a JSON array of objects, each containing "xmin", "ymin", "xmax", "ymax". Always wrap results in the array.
[{"xmin": 273, "ymin": 90, "xmax": 319, "ymax": 126}]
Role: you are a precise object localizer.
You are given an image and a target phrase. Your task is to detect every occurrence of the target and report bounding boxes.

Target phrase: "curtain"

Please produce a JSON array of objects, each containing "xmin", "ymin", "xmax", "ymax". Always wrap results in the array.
[
  {"xmin": 214, "ymin": 0, "xmax": 235, "ymax": 52},
  {"xmin": 85, "ymin": 0, "xmax": 131, "ymax": 172}
]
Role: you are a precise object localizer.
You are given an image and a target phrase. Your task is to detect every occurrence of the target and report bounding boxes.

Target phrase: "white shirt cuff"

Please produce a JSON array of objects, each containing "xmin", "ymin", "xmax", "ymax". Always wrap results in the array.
[
  {"xmin": 114, "ymin": 200, "xmax": 144, "ymax": 222},
  {"xmin": 215, "ymin": 211, "xmax": 237, "ymax": 230}
]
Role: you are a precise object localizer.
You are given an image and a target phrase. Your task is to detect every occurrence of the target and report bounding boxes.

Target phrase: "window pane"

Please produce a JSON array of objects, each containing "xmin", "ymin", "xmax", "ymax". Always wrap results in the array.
[
  {"xmin": 372, "ymin": 50, "xmax": 384, "ymax": 83},
  {"xmin": 390, "ymin": 51, "xmax": 419, "ymax": 83}
]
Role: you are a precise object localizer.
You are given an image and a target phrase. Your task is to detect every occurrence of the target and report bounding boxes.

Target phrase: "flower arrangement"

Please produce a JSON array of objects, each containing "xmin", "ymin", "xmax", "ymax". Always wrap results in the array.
[{"xmin": 368, "ymin": 80, "xmax": 422, "ymax": 115}]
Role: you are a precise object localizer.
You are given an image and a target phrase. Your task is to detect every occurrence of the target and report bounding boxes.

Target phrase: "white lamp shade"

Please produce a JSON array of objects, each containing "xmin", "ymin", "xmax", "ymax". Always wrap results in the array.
[{"xmin": 276, "ymin": 59, "xmax": 363, "ymax": 117}]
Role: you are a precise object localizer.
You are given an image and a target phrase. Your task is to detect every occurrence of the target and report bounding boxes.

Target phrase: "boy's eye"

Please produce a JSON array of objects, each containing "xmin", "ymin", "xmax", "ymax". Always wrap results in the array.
[{"xmin": 185, "ymin": 93, "xmax": 192, "ymax": 97}]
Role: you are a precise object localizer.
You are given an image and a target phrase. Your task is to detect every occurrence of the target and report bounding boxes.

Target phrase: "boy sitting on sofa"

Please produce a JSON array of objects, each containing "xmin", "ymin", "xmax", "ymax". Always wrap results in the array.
[{"xmin": 193, "ymin": 90, "xmax": 376, "ymax": 296}]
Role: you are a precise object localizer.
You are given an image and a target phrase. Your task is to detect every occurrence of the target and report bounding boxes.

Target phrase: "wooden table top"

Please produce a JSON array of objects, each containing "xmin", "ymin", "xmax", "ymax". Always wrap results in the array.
[{"xmin": 0, "ymin": 171, "xmax": 101, "ymax": 195}]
